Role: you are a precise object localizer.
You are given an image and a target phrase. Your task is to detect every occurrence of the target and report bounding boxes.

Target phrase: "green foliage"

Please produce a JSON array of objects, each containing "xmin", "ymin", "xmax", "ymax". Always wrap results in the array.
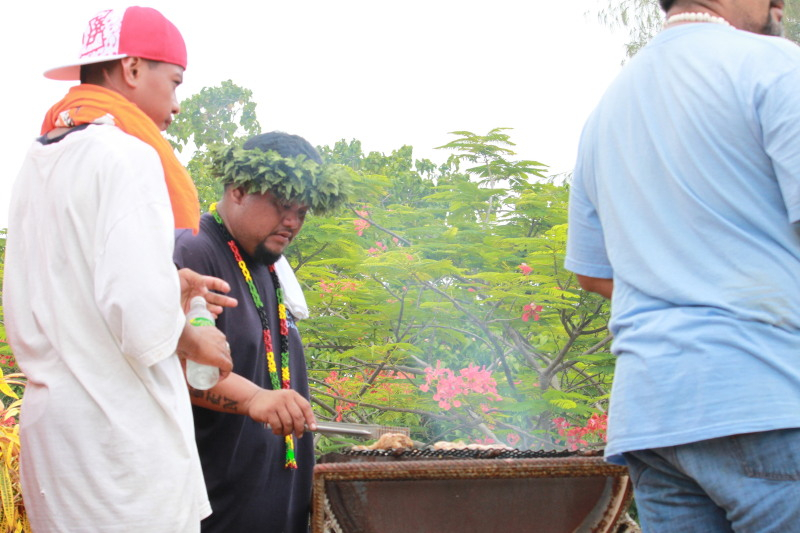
[
  {"xmin": 0, "ymin": 229, "xmax": 16, "ymax": 378},
  {"xmin": 0, "ymin": 230, "xmax": 30, "ymax": 531},
  {"xmin": 167, "ymin": 80, "xmax": 261, "ymax": 153},
  {"xmin": 788, "ymin": 5, "xmax": 800, "ymax": 43},
  {"xmin": 595, "ymin": 0, "xmax": 665, "ymax": 59},
  {"xmin": 166, "ymin": 81, "xmax": 262, "ymax": 211}
]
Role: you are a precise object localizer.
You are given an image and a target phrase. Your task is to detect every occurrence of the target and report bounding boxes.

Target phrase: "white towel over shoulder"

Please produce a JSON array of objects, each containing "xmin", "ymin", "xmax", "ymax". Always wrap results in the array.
[{"xmin": 274, "ymin": 256, "xmax": 309, "ymax": 319}]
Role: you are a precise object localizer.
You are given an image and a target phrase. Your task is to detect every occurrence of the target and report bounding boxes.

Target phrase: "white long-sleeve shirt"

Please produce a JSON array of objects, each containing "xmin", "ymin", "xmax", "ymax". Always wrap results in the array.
[{"xmin": 4, "ymin": 124, "xmax": 209, "ymax": 532}]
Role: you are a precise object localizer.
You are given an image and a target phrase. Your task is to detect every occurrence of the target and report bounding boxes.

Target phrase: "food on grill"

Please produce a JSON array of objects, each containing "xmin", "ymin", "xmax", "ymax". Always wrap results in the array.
[
  {"xmin": 351, "ymin": 434, "xmax": 522, "ymax": 458},
  {"xmin": 351, "ymin": 432, "xmax": 518, "ymax": 453},
  {"xmin": 351, "ymin": 432, "xmax": 414, "ymax": 451},
  {"xmin": 432, "ymin": 441, "xmax": 512, "ymax": 451},
  {"xmin": 346, "ymin": 429, "xmax": 606, "ymax": 463}
]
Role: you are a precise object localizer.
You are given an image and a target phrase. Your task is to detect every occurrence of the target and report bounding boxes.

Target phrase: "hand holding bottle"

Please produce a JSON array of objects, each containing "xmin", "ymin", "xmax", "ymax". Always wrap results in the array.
[{"xmin": 177, "ymin": 296, "xmax": 232, "ymax": 388}]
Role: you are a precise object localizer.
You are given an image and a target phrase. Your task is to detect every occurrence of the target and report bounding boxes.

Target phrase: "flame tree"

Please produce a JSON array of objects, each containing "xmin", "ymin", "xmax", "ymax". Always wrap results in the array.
[{"xmin": 295, "ymin": 130, "xmax": 612, "ymax": 450}]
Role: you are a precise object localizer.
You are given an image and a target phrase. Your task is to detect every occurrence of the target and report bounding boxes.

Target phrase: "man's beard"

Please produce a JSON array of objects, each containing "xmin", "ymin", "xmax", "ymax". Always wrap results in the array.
[
  {"xmin": 761, "ymin": 10, "xmax": 783, "ymax": 36},
  {"xmin": 254, "ymin": 242, "xmax": 282, "ymax": 266}
]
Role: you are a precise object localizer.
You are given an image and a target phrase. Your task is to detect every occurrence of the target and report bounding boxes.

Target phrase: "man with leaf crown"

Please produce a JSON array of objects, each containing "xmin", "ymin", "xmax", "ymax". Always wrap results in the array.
[{"xmin": 174, "ymin": 131, "xmax": 352, "ymax": 532}]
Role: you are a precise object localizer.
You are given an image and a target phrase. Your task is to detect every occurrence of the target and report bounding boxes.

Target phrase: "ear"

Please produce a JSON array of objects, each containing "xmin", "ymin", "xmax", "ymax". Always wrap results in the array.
[
  {"xmin": 228, "ymin": 185, "xmax": 249, "ymax": 205},
  {"xmin": 119, "ymin": 57, "xmax": 145, "ymax": 88}
]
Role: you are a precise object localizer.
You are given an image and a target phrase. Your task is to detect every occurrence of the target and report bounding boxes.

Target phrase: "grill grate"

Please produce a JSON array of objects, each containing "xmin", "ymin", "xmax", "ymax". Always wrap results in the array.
[{"xmin": 335, "ymin": 447, "xmax": 594, "ymax": 460}]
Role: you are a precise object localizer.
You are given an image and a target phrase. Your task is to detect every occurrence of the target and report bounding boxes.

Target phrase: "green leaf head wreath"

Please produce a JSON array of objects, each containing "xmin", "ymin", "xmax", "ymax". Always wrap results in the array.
[{"xmin": 210, "ymin": 142, "xmax": 352, "ymax": 213}]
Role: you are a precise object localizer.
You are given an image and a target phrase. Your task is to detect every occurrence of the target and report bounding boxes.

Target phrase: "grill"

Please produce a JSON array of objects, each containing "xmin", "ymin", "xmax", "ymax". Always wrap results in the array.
[{"xmin": 313, "ymin": 449, "xmax": 632, "ymax": 533}]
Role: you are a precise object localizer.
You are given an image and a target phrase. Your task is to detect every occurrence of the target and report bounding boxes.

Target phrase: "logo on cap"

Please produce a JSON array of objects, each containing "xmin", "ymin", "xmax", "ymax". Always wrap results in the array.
[{"xmin": 81, "ymin": 10, "xmax": 123, "ymax": 59}]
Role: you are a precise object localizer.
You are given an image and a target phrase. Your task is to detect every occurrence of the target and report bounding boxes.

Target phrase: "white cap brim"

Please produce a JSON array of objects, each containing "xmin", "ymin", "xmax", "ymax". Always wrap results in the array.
[{"xmin": 44, "ymin": 53, "xmax": 129, "ymax": 81}]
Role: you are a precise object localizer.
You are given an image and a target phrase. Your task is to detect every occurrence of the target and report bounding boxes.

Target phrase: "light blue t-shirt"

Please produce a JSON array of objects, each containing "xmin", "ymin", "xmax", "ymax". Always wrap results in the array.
[{"xmin": 566, "ymin": 24, "xmax": 800, "ymax": 463}]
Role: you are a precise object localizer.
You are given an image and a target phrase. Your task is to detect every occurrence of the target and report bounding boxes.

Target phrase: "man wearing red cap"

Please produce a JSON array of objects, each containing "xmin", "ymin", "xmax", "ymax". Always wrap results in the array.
[{"xmin": 3, "ymin": 7, "xmax": 234, "ymax": 532}]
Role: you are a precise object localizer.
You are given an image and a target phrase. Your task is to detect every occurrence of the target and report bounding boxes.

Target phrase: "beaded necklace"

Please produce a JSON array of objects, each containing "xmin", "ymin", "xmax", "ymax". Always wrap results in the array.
[
  {"xmin": 209, "ymin": 203, "xmax": 297, "ymax": 469},
  {"xmin": 664, "ymin": 12, "xmax": 732, "ymax": 28}
]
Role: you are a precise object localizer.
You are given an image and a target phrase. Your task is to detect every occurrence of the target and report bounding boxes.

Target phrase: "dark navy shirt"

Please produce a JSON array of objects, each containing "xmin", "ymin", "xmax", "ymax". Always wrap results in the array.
[{"xmin": 175, "ymin": 214, "xmax": 314, "ymax": 533}]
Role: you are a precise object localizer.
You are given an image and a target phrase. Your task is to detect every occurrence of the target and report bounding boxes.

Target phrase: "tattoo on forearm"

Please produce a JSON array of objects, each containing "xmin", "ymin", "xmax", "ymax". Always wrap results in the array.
[
  {"xmin": 190, "ymin": 389, "xmax": 240, "ymax": 412},
  {"xmin": 223, "ymin": 397, "xmax": 238, "ymax": 410}
]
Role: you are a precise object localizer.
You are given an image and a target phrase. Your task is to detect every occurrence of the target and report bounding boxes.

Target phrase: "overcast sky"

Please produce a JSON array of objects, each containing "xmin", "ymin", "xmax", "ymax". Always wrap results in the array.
[{"xmin": 0, "ymin": 1, "xmax": 630, "ymax": 228}]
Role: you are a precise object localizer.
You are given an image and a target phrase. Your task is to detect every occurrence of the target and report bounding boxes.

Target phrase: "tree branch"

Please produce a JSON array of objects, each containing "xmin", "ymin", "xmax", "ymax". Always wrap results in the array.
[
  {"xmin": 351, "ymin": 206, "xmax": 412, "ymax": 246},
  {"xmin": 414, "ymin": 274, "xmax": 518, "ymax": 393}
]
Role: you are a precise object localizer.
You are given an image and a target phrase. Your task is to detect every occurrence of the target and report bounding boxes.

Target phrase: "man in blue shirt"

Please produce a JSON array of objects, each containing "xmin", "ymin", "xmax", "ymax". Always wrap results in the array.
[{"xmin": 565, "ymin": 0, "xmax": 800, "ymax": 530}]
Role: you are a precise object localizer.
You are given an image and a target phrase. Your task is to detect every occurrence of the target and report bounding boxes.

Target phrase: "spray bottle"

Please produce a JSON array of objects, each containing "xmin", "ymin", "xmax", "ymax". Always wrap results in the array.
[{"xmin": 185, "ymin": 296, "xmax": 221, "ymax": 390}]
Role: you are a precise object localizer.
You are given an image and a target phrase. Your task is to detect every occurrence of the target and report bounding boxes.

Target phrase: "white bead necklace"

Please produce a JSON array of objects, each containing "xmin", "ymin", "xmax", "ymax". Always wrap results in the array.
[{"xmin": 665, "ymin": 12, "xmax": 732, "ymax": 28}]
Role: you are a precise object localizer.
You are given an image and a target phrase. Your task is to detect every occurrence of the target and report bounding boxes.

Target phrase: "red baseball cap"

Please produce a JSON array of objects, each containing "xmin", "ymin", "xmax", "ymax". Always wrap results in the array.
[{"xmin": 44, "ymin": 6, "xmax": 187, "ymax": 81}]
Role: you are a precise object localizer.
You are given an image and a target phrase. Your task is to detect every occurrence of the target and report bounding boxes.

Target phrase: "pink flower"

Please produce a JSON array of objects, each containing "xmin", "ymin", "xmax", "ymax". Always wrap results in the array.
[
  {"xmin": 518, "ymin": 263, "xmax": 533, "ymax": 276},
  {"xmin": 467, "ymin": 288, "xmax": 476, "ymax": 292},
  {"xmin": 522, "ymin": 303, "xmax": 543, "ymax": 322},
  {"xmin": 354, "ymin": 219, "xmax": 370, "ymax": 236},
  {"xmin": 421, "ymin": 361, "xmax": 503, "ymax": 408},
  {"xmin": 586, "ymin": 413, "xmax": 608, "ymax": 432},
  {"xmin": 551, "ymin": 414, "xmax": 608, "ymax": 450},
  {"xmin": 353, "ymin": 210, "xmax": 371, "ymax": 236},
  {"xmin": 507, "ymin": 433, "xmax": 521, "ymax": 447}
]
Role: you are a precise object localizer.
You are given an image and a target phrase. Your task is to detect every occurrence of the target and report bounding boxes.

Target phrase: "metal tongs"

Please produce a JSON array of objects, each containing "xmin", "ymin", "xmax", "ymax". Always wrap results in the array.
[
  {"xmin": 265, "ymin": 421, "xmax": 409, "ymax": 439},
  {"xmin": 312, "ymin": 421, "xmax": 410, "ymax": 439}
]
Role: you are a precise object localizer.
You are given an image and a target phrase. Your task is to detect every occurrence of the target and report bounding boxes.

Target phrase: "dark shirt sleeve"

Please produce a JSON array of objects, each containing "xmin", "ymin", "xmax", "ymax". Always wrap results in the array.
[{"xmin": 174, "ymin": 228, "xmax": 220, "ymax": 278}]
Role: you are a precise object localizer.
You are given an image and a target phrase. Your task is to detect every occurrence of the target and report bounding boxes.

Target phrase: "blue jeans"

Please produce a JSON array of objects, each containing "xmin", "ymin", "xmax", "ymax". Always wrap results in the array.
[{"xmin": 623, "ymin": 429, "xmax": 800, "ymax": 532}]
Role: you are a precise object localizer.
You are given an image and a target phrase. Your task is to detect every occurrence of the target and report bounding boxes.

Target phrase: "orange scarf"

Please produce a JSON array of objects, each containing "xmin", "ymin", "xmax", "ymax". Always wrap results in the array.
[{"xmin": 41, "ymin": 84, "xmax": 200, "ymax": 233}]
